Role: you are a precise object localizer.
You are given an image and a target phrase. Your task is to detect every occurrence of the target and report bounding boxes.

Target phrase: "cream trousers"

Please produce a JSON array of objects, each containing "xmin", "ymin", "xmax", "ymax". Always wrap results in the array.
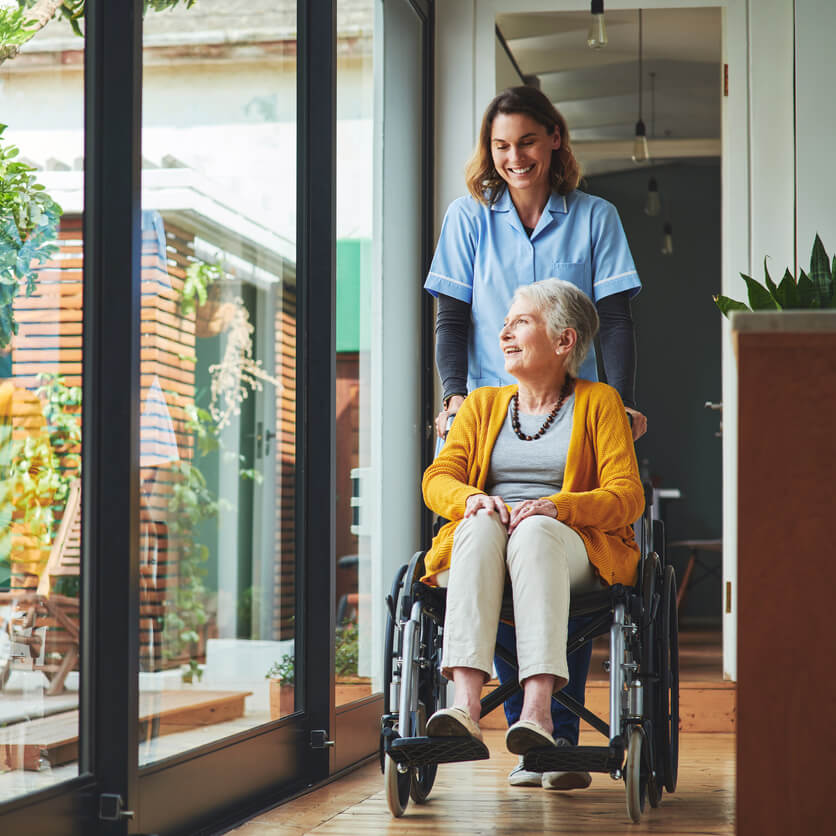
[{"xmin": 439, "ymin": 510, "xmax": 600, "ymax": 686}]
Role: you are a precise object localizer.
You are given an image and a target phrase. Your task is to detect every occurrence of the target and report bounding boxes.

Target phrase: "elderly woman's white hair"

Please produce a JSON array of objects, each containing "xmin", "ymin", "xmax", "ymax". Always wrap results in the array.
[{"xmin": 512, "ymin": 278, "xmax": 600, "ymax": 377}]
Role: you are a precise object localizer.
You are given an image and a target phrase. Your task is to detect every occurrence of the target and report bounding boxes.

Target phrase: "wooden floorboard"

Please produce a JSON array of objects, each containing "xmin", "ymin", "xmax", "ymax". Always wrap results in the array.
[{"xmin": 228, "ymin": 730, "xmax": 735, "ymax": 835}]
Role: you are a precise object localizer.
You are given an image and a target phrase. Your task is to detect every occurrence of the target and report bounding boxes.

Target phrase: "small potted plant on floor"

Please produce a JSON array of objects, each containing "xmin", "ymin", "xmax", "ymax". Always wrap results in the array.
[
  {"xmin": 266, "ymin": 653, "xmax": 295, "ymax": 719},
  {"xmin": 334, "ymin": 623, "xmax": 372, "ymax": 704}
]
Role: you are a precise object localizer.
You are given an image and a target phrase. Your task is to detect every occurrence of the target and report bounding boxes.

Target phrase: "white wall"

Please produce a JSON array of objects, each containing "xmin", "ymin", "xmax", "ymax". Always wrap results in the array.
[
  {"xmin": 720, "ymin": 0, "xmax": 795, "ymax": 681},
  {"xmin": 795, "ymin": 0, "xmax": 836, "ymax": 258}
]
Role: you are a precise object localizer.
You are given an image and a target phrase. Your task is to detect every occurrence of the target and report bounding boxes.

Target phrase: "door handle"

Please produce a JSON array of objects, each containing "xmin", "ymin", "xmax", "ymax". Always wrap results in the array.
[{"xmin": 265, "ymin": 428, "xmax": 276, "ymax": 455}]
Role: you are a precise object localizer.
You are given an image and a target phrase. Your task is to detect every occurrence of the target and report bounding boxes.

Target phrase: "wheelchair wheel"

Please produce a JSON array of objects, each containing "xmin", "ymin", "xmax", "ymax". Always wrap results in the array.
[
  {"xmin": 385, "ymin": 746, "xmax": 412, "ymax": 817},
  {"xmin": 383, "ymin": 563, "xmax": 409, "ymax": 716},
  {"xmin": 640, "ymin": 553, "xmax": 663, "ymax": 809},
  {"xmin": 409, "ymin": 702, "xmax": 438, "ymax": 803},
  {"xmin": 652, "ymin": 519, "xmax": 667, "ymax": 567},
  {"xmin": 410, "ymin": 613, "xmax": 440, "ymax": 803},
  {"xmin": 657, "ymin": 564, "xmax": 680, "ymax": 793},
  {"xmin": 625, "ymin": 726, "xmax": 647, "ymax": 823}
]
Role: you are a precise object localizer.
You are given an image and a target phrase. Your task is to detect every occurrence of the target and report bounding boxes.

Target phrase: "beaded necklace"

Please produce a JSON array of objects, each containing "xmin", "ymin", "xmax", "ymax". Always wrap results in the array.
[{"xmin": 511, "ymin": 376, "xmax": 573, "ymax": 441}]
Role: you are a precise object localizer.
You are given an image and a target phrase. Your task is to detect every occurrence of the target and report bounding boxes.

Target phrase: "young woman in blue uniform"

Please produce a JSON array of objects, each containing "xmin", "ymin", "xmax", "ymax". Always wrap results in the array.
[{"xmin": 424, "ymin": 86, "xmax": 647, "ymax": 790}]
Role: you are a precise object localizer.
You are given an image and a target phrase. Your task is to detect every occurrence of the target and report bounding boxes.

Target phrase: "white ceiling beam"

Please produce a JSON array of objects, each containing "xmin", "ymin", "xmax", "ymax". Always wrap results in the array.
[{"xmin": 574, "ymin": 137, "xmax": 721, "ymax": 162}]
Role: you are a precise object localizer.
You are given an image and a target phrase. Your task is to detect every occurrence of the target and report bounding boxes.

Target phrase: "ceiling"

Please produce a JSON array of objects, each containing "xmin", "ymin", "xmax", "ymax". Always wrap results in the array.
[{"xmin": 497, "ymin": 8, "xmax": 722, "ymax": 174}]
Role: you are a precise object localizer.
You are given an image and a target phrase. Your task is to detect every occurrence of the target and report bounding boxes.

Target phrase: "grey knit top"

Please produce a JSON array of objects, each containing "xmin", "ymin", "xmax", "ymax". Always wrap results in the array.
[{"xmin": 485, "ymin": 394, "xmax": 575, "ymax": 506}]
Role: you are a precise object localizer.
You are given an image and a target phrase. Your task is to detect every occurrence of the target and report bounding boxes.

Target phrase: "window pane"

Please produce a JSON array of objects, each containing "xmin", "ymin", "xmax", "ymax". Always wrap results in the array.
[
  {"xmin": 138, "ymin": 0, "xmax": 297, "ymax": 765},
  {"xmin": 0, "ymin": 9, "xmax": 83, "ymax": 801}
]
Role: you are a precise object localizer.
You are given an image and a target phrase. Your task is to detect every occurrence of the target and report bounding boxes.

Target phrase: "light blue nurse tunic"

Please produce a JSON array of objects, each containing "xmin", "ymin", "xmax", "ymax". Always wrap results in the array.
[{"xmin": 424, "ymin": 188, "xmax": 641, "ymax": 388}]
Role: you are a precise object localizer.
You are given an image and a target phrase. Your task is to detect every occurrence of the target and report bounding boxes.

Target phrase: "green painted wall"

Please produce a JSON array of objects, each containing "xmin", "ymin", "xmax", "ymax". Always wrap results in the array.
[{"xmin": 336, "ymin": 238, "xmax": 372, "ymax": 353}]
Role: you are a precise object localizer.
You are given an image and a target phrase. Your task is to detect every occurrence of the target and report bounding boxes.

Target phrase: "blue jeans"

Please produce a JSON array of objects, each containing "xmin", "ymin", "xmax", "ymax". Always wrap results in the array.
[{"xmin": 494, "ymin": 617, "xmax": 593, "ymax": 746}]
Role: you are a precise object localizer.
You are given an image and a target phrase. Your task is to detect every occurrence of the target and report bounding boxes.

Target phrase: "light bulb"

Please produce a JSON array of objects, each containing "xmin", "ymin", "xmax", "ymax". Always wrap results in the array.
[
  {"xmin": 587, "ymin": 2, "xmax": 608, "ymax": 50},
  {"xmin": 632, "ymin": 120, "xmax": 650, "ymax": 163},
  {"xmin": 644, "ymin": 177, "xmax": 661, "ymax": 216},
  {"xmin": 661, "ymin": 222, "xmax": 674, "ymax": 255}
]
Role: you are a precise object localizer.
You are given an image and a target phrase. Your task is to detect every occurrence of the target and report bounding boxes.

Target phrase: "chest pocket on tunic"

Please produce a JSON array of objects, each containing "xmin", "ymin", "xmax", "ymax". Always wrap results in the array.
[{"xmin": 548, "ymin": 261, "xmax": 588, "ymax": 294}]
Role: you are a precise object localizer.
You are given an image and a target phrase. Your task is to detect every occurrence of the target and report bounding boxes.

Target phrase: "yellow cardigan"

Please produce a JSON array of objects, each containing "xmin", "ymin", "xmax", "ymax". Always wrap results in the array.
[{"xmin": 421, "ymin": 380, "xmax": 644, "ymax": 586}]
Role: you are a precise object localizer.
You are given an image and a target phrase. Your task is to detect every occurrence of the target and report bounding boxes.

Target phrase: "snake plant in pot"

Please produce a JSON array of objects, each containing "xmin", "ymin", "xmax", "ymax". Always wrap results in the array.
[{"xmin": 714, "ymin": 234, "xmax": 836, "ymax": 317}]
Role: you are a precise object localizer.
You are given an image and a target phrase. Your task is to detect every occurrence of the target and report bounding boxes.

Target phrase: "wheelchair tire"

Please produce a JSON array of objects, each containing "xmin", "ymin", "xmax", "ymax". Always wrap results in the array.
[
  {"xmin": 640, "ymin": 552, "xmax": 664, "ymax": 809},
  {"xmin": 657, "ymin": 564, "xmax": 680, "ymax": 794},
  {"xmin": 409, "ymin": 612, "xmax": 441, "ymax": 803},
  {"xmin": 385, "ymin": 751, "xmax": 412, "ymax": 817},
  {"xmin": 625, "ymin": 726, "xmax": 647, "ymax": 823},
  {"xmin": 382, "ymin": 563, "xmax": 409, "ymax": 716},
  {"xmin": 652, "ymin": 519, "xmax": 667, "ymax": 567},
  {"xmin": 409, "ymin": 702, "xmax": 438, "ymax": 804}
]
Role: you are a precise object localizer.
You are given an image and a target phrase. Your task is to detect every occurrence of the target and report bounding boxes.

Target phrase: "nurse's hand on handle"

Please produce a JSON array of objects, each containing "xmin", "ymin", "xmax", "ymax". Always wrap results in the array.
[
  {"xmin": 435, "ymin": 394, "xmax": 466, "ymax": 438},
  {"xmin": 464, "ymin": 493, "xmax": 510, "ymax": 526},
  {"xmin": 624, "ymin": 407, "xmax": 647, "ymax": 441}
]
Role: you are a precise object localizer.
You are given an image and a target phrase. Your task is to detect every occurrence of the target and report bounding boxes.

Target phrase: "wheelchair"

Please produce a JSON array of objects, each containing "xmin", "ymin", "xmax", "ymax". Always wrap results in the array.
[{"xmin": 380, "ymin": 504, "xmax": 679, "ymax": 822}]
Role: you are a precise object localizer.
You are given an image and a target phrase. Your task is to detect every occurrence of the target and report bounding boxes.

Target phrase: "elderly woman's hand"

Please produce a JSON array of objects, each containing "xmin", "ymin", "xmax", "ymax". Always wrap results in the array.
[
  {"xmin": 464, "ymin": 493, "xmax": 510, "ymax": 525},
  {"xmin": 507, "ymin": 498, "xmax": 558, "ymax": 533}
]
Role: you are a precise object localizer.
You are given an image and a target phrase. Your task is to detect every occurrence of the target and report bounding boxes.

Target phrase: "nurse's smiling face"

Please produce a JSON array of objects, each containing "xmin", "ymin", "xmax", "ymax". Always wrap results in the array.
[{"xmin": 490, "ymin": 112, "xmax": 560, "ymax": 196}]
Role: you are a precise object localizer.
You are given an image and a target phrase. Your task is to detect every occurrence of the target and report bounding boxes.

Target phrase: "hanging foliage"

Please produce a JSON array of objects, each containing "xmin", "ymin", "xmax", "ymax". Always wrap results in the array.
[{"xmin": 0, "ymin": 125, "xmax": 62, "ymax": 351}]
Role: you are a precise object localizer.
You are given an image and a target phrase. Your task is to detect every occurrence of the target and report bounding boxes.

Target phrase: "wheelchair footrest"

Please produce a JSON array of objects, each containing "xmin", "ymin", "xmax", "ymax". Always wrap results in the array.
[
  {"xmin": 388, "ymin": 735, "xmax": 490, "ymax": 767},
  {"xmin": 523, "ymin": 742, "xmax": 624, "ymax": 775}
]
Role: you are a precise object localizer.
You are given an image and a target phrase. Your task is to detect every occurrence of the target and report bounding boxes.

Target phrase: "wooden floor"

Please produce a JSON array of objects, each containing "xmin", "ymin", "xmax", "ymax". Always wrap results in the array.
[{"xmin": 228, "ymin": 730, "xmax": 735, "ymax": 835}]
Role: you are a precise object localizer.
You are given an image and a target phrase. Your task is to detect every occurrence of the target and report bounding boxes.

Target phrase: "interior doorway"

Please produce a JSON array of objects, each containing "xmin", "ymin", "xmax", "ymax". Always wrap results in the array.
[{"xmin": 493, "ymin": 6, "xmax": 724, "ymax": 632}]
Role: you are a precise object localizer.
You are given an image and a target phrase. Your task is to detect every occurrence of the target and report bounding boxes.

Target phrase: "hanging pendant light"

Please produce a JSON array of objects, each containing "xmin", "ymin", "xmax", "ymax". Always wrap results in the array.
[
  {"xmin": 632, "ymin": 10, "xmax": 650, "ymax": 163},
  {"xmin": 587, "ymin": 0, "xmax": 608, "ymax": 49},
  {"xmin": 661, "ymin": 221, "xmax": 674, "ymax": 255},
  {"xmin": 645, "ymin": 177, "xmax": 661, "ymax": 216}
]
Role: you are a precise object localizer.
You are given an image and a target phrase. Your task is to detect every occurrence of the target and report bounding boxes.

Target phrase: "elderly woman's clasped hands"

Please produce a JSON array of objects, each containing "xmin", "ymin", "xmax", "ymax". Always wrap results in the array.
[{"xmin": 464, "ymin": 493, "xmax": 557, "ymax": 533}]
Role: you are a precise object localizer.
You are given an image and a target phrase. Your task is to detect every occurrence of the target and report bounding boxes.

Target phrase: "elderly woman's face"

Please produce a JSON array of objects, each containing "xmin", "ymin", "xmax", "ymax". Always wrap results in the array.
[{"xmin": 499, "ymin": 298, "xmax": 561, "ymax": 378}]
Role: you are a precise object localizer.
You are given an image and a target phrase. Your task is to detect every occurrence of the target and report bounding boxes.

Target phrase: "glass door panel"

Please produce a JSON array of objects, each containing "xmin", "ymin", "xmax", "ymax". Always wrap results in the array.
[
  {"xmin": 0, "ymin": 11, "xmax": 84, "ymax": 803},
  {"xmin": 138, "ymin": 0, "xmax": 298, "ymax": 764}
]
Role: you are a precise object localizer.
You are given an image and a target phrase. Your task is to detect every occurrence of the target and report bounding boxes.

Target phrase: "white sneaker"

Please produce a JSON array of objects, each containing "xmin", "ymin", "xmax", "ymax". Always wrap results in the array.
[
  {"xmin": 508, "ymin": 756, "xmax": 542, "ymax": 787},
  {"xmin": 541, "ymin": 738, "xmax": 592, "ymax": 790}
]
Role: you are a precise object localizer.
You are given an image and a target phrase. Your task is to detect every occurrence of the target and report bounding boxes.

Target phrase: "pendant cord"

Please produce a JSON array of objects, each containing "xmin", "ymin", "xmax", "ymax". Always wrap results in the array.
[{"xmin": 638, "ymin": 9, "xmax": 643, "ymax": 121}]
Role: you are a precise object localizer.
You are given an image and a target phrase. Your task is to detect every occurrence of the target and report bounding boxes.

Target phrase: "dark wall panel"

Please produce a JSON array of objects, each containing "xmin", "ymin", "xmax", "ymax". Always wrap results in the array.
[{"xmin": 585, "ymin": 162, "xmax": 722, "ymax": 624}]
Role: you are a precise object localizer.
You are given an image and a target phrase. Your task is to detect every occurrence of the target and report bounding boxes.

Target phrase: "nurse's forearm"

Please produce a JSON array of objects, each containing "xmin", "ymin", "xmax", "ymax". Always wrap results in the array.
[
  {"xmin": 435, "ymin": 293, "xmax": 470, "ymax": 403},
  {"xmin": 596, "ymin": 291, "xmax": 637, "ymax": 409}
]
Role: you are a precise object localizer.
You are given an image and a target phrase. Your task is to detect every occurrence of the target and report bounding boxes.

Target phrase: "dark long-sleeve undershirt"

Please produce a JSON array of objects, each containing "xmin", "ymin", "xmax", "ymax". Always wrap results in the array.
[{"xmin": 435, "ymin": 290, "xmax": 637, "ymax": 409}]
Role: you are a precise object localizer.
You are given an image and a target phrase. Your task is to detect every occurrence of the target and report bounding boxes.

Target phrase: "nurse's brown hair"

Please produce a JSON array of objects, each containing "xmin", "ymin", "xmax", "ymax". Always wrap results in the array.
[{"xmin": 465, "ymin": 86, "xmax": 581, "ymax": 205}]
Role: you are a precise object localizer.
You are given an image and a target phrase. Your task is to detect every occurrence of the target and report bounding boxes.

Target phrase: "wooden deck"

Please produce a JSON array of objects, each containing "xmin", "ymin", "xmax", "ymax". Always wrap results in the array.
[
  {"xmin": 0, "ymin": 689, "xmax": 250, "ymax": 771},
  {"xmin": 228, "ymin": 730, "xmax": 735, "ymax": 835}
]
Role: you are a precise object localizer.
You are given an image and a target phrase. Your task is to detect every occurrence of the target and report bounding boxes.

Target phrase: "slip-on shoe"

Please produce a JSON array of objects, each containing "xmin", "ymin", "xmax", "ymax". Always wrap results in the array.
[
  {"xmin": 541, "ymin": 737, "xmax": 592, "ymax": 790},
  {"xmin": 505, "ymin": 719, "xmax": 556, "ymax": 754},
  {"xmin": 426, "ymin": 706, "xmax": 483, "ymax": 743}
]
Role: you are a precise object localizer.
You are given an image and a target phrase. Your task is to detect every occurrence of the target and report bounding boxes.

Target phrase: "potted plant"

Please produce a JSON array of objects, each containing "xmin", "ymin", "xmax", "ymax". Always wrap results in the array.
[
  {"xmin": 714, "ymin": 234, "xmax": 836, "ymax": 317},
  {"xmin": 266, "ymin": 653, "xmax": 295, "ymax": 719},
  {"xmin": 334, "ymin": 622, "xmax": 371, "ymax": 704}
]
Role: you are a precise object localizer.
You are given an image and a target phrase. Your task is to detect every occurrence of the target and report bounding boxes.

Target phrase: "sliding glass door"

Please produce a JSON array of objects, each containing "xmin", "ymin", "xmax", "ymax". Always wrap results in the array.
[{"xmin": 0, "ymin": 0, "xmax": 434, "ymax": 831}]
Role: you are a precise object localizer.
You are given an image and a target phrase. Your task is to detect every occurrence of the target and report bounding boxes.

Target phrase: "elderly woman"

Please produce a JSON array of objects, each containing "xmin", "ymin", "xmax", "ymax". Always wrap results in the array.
[{"xmin": 423, "ymin": 278, "xmax": 644, "ymax": 762}]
